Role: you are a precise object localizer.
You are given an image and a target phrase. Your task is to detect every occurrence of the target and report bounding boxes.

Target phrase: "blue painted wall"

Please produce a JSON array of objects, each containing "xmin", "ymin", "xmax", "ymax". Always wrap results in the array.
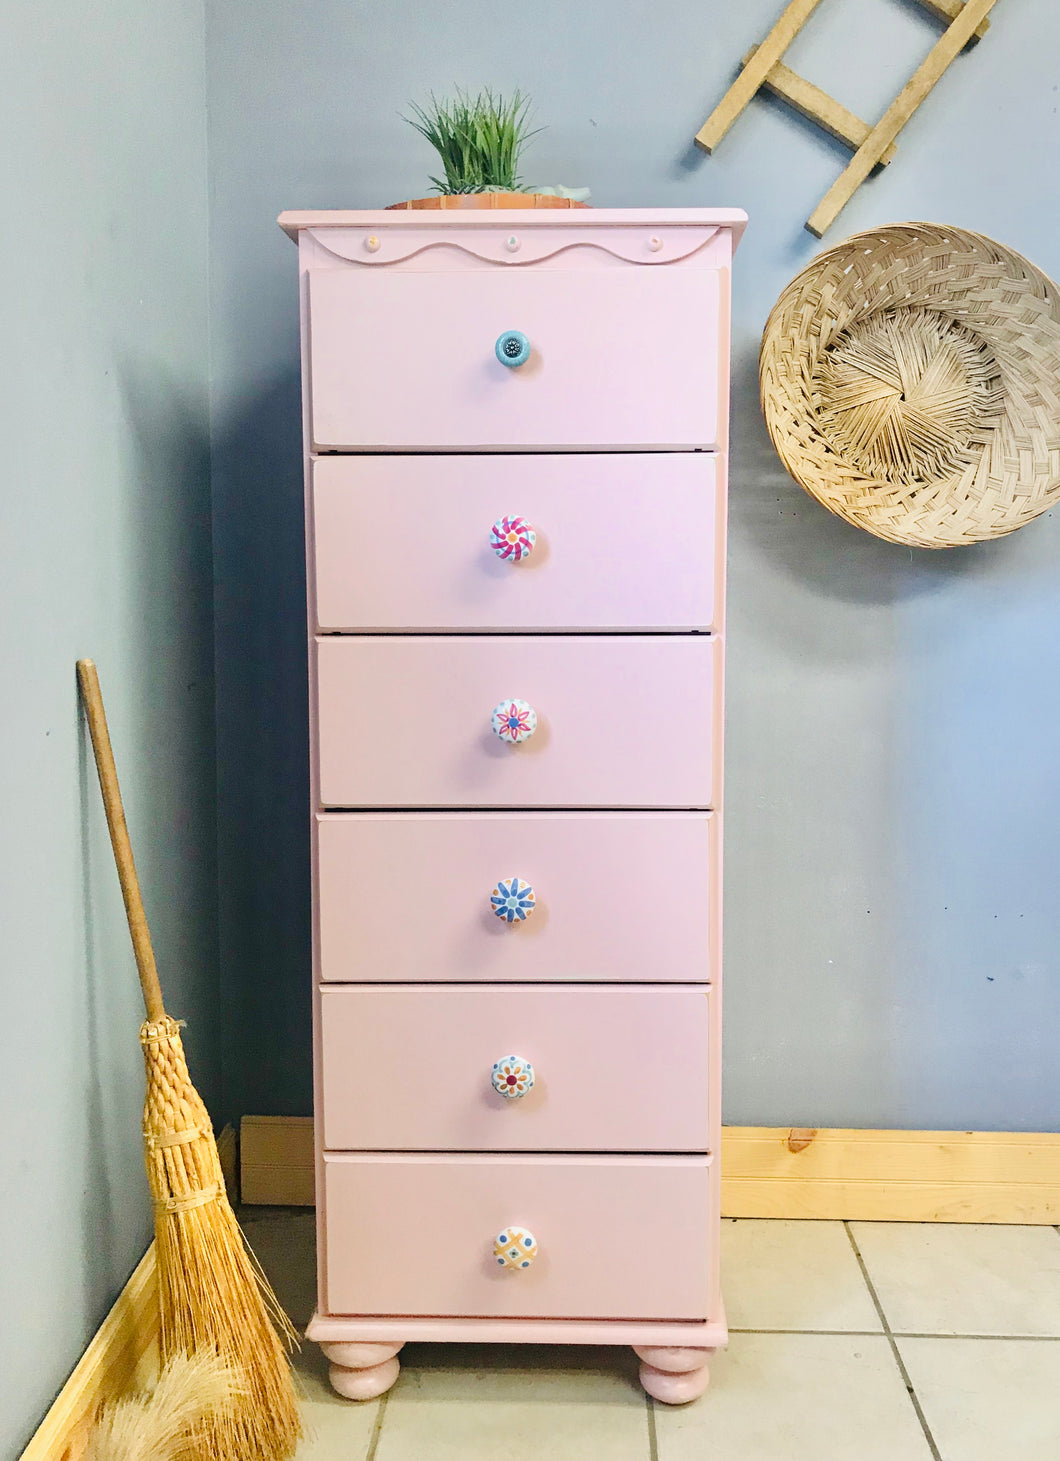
[
  {"xmin": 204, "ymin": 0, "xmax": 1060, "ymax": 1133},
  {"xmin": 0, "ymin": 2, "xmax": 215, "ymax": 1452}
]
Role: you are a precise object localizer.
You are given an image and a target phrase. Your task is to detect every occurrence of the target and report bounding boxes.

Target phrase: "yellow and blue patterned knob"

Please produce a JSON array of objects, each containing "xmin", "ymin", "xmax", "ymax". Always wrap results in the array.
[
  {"xmin": 491, "ymin": 1055, "xmax": 535, "ymax": 1099},
  {"xmin": 493, "ymin": 1226, "xmax": 538, "ymax": 1270},
  {"xmin": 495, "ymin": 330, "xmax": 531, "ymax": 367},
  {"xmin": 491, "ymin": 699, "xmax": 537, "ymax": 745},
  {"xmin": 490, "ymin": 877, "xmax": 536, "ymax": 923}
]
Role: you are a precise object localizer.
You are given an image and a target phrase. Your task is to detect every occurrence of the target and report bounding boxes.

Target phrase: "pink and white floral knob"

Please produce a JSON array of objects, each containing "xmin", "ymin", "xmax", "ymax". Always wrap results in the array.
[
  {"xmin": 491, "ymin": 1055, "xmax": 535, "ymax": 1099},
  {"xmin": 491, "ymin": 699, "xmax": 537, "ymax": 745},
  {"xmin": 493, "ymin": 1226, "xmax": 538, "ymax": 1271},
  {"xmin": 490, "ymin": 515, "xmax": 536, "ymax": 563}
]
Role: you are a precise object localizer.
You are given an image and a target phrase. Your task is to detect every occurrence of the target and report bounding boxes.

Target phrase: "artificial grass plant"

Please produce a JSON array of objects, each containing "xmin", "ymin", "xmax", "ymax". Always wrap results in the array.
[{"xmin": 404, "ymin": 88, "xmax": 542, "ymax": 195}]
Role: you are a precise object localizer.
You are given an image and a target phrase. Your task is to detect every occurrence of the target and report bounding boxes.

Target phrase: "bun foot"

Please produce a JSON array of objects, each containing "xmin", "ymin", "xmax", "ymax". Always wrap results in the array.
[
  {"xmin": 634, "ymin": 1345, "xmax": 712, "ymax": 1404},
  {"xmin": 321, "ymin": 1340, "xmax": 404, "ymax": 1400}
]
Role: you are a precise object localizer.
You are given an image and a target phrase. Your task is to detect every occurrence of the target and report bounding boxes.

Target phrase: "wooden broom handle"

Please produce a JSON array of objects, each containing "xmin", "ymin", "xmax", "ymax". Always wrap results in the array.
[{"xmin": 76, "ymin": 659, "xmax": 166, "ymax": 1022}]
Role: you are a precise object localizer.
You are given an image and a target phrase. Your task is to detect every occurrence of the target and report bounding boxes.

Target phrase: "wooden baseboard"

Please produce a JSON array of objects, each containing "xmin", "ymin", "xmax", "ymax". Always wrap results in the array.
[
  {"xmin": 724, "ymin": 1126, "xmax": 1060, "ymax": 1222},
  {"xmin": 21, "ymin": 1125, "xmax": 238, "ymax": 1461},
  {"xmin": 19, "ymin": 1244, "xmax": 160, "ymax": 1461},
  {"xmin": 240, "ymin": 1117, "xmax": 1060, "ymax": 1223}
]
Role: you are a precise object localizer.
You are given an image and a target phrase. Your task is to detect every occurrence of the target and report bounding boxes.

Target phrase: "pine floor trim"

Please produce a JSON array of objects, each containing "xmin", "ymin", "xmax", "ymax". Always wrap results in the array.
[
  {"xmin": 240, "ymin": 1117, "xmax": 1060, "ymax": 1223},
  {"xmin": 724, "ymin": 1125, "xmax": 1060, "ymax": 1222},
  {"xmin": 19, "ymin": 1244, "xmax": 159, "ymax": 1461},
  {"xmin": 21, "ymin": 1124, "xmax": 237, "ymax": 1461}
]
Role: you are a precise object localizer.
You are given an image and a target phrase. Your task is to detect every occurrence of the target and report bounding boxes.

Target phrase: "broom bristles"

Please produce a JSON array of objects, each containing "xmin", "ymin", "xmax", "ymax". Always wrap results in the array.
[
  {"xmin": 140, "ymin": 1018, "xmax": 303, "ymax": 1461},
  {"xmin": 85, "ymin": 1352, "xmax": 244, "ymax": 1461}
]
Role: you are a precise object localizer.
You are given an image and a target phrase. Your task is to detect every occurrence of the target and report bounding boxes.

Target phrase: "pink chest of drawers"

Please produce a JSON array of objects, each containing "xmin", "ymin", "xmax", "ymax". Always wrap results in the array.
[{"xmin": 279, "ymin": 206, "xmax": 746, "ymax": 1405}]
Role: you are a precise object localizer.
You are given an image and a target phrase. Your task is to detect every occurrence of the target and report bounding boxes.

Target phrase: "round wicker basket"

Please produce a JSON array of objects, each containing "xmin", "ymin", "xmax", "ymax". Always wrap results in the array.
[{"xmin": 759, "ymin": 223, "xmax": 1060, "ymax": 547}]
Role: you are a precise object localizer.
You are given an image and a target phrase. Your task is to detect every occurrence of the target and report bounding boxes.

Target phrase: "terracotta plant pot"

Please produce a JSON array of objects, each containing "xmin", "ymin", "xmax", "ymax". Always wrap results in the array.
[{"xmin": 386, "ymin": 192, "xmax": 589, "ymax": 210}]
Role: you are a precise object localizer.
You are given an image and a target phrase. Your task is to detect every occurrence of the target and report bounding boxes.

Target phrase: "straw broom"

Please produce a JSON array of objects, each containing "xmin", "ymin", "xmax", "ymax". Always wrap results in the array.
[{"xmin": 77, "ymin": 659, "xmax": 302, "ymax": 1461}]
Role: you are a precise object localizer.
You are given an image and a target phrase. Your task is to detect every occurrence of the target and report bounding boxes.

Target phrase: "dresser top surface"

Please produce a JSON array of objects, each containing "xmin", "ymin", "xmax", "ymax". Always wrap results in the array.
[{"xmin": 278, "ymin": 207, "xmax": 747, "ymax": 245}]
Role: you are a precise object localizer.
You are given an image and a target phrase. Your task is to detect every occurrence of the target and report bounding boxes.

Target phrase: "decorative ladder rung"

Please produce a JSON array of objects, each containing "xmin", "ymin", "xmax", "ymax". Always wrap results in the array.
[
  {"xmin": 739, "ymin": 45, "xmax": 898, "ymax": 166},
  {"xmin": 695, "ymin": 0, "xmax": 1000, "ymax": 236}
]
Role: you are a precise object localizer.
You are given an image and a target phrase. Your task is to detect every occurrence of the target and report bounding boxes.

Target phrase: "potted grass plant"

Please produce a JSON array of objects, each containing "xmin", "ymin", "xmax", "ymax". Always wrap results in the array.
[{"xmin": 390, "ymin": 88, "xmax": 589, "ymax": 210}]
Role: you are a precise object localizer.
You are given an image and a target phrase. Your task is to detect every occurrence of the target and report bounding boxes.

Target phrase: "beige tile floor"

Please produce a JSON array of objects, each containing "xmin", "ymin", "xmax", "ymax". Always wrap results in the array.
[{"xmin": 242, "ymin": 1209, "xmax": 1060, "ymax": 1461}]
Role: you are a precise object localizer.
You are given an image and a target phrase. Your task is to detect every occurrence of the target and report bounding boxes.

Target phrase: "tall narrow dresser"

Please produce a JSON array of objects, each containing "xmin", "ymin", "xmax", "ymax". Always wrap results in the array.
[{"xmin": 278, "ymin": 206, "xmax": 746, "ymax": 1404}]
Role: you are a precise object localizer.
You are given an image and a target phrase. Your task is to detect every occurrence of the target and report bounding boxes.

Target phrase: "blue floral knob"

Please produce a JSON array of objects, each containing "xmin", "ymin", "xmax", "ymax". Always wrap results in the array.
[
  {"xmin": 491, "ymin": 699, "xmax": 537, "ymax": 745},
  {"xmin": 491, "ymin": 1055, "xmax": 535, "ymax": 1098},
  {"xmin": 495, "ymin": 330, "xmax": 531, "ymax": 368},
  {"xmin": 494, "ymin": 1226, "xmax": 538, "ymax": 1270},
  {"xmin": 490, "ymin": 515, "xmax": 536, "ymax": 563},
  {"xmin": 490, "ymin": 877, "xmax": 536, "ymax": 923}
]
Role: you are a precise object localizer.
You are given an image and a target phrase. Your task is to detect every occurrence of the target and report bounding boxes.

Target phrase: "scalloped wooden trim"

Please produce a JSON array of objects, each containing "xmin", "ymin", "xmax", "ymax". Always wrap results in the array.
[{"xmin": 306, "ymin": 225, "xmax": 722, "ymax": 269}]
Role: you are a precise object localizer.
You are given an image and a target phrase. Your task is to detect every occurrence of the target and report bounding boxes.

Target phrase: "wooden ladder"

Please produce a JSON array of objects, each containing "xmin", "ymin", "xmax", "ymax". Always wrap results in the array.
[{"xmin": 695, "ymin": 0, "xmax": 999, "ymax": 236}]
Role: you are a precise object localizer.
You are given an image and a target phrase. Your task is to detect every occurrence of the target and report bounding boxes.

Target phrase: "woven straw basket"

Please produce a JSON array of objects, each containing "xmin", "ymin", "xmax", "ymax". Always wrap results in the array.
[{"xmin": 760, "ymin": 223, "xmax": 1060, "ymax": 547}]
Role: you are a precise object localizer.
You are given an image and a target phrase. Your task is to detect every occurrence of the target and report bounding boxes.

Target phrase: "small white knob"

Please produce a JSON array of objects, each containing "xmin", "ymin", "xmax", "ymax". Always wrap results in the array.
[
  {"xmin": 490, "ymin": 878, "xmax": 536, "ymax": 923},
  {"xmin": 364, "ymin": 235, "xmax": 381, "ymax": 253},
  {"xmin": 648, "ymin": 235, "xmax": 663, "ymax": 253},
  {"xmin": 491, "ymin": 699, "xmax": 537, "ymax": 745},
  {"xmin": 506, "ymin": 234, "xmax": 521, "ymax": 253},
  {"xmin": 494, "ymin": 1226, "xmax": 538, "ymax": 1270},
  {"xmin": 491, "ymin": 1055, "xmax": 535, "ymax": 1098}
]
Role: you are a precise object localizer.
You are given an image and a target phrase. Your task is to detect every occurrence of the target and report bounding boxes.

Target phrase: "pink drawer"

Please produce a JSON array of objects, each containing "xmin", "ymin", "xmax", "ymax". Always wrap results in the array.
[
  {"xmin": 323, "ymin": 1154, "xmax": 713, "ymax": 1320},
  {"xmin": 315, "ymin": 635, "xmax": 719, "ymax": 808},
  {"xmin": 312, "ymin": 453, "xmax": 721, "ymax": 633},
  {"xmin": 307, "ymin": 266, "xmax": 721, "ymax": 451},
  {"xmin": 320, "ymin": 985, "xmax": 711, "ymax": 1152},
  {"xmin": 317, "ymin": 812, "xmax": 717, "ymax": 984}
]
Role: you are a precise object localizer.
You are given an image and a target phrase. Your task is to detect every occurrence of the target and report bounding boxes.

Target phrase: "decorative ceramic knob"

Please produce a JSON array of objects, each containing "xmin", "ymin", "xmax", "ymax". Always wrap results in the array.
[
  {"xmin": 491, "ymin": 699, "xmax": 537, "ymax": 745},
  {"xmin": 490, "ymin": 878, "xmax": 536, "ymax": 923},
  {"xmin": 495, "ymin": 330, "xmax": 531, "ymax": 368},
  {"xmin": 491, "ymin": 1055, "xmax": 535, "ymax": 1098},
  {"xmin": 494, "ymin": 1226, "xmax": 538, "ymax": 1270},
  {"xmin": 490, "ymin": 515, "xmax": 537, "ymax": 563}
]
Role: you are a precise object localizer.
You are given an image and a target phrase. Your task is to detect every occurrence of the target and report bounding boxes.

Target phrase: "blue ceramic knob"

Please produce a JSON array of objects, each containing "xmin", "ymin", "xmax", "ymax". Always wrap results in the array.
[
  {"xmin": 493, "ymin": 1226, "xmax": 538, "ymax": 1270},
  {"xmin": 490, "ymin": 878, "xmax": 536, "ymax": 923},
  {"xmin": 491, "ymin": 699, "xmax": 537, "ymax": 745},
  {"xmin": 495, "ymin": 330, "xmax": 531, "ymax": 368},
  {"xmin": 491, "ymin": 1055, "xmax": 535, "ymax": 1099}
]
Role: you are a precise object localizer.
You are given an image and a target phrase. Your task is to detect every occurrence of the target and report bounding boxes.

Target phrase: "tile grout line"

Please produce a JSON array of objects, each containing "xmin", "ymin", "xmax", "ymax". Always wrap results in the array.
[
  {"xmin": 363, "ymin": 1389, "xmax": 390, "ymax": 1461},
  {"xmin": 843, "ymin": 1222, "xmax": 942, "ymax": 1461},
  {"xmin": 728, "ymin": 1327, "xmax": 889, "ymax": 1337},
  {"xmin": 893, "ymin": 1331, "xmax": 1060, "ymax": 1342},
  {"xmin": 646, "ymin": 1393, "xmax": 660, "ymax": 1461}
]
